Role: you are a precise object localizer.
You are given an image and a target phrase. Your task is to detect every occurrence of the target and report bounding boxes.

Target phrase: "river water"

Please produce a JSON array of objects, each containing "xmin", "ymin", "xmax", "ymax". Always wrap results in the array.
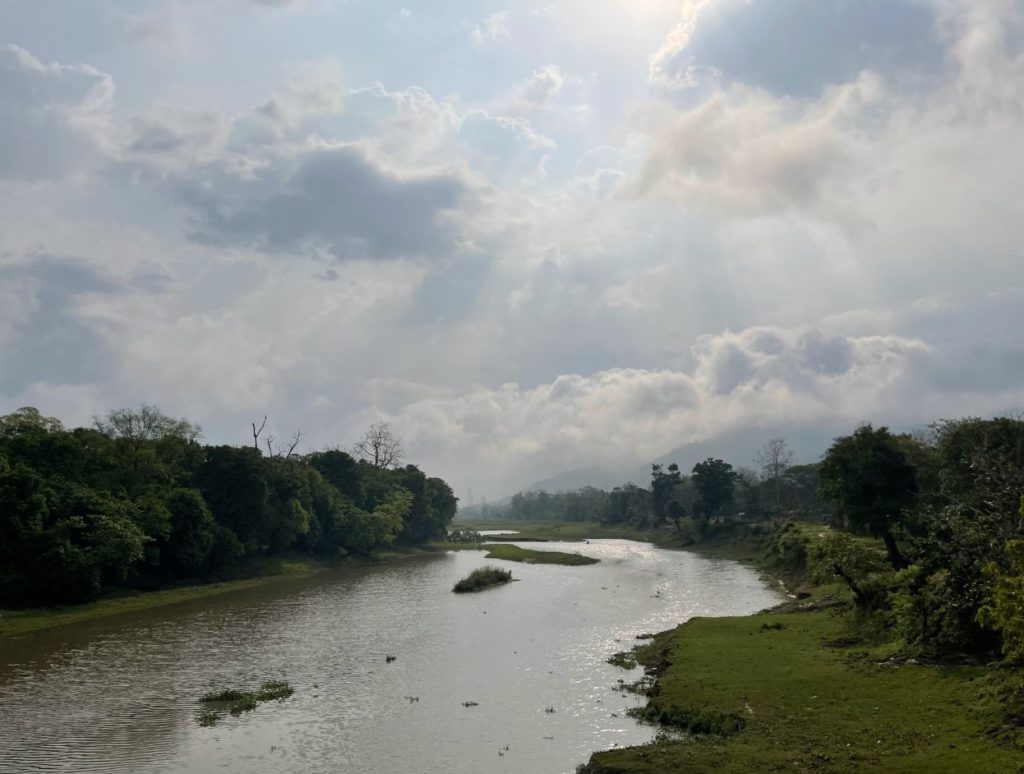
[{"xmin": 0, "ymin": 539, "xmax": 783, "ymax": 774}]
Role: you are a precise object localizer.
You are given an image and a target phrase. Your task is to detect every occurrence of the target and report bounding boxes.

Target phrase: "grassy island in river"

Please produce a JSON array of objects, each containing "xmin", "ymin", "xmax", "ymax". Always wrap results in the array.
[
  {"xmin": 484, "ymin": 543, "xmax": 599, "ymax": 565},
  {"xmin": 453, "ymin": 566, "xmax": 513, "ymax": 593}
]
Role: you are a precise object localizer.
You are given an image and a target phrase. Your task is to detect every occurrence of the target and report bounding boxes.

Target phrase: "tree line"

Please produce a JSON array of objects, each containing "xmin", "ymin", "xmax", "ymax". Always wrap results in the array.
[
  {"xmin": 0, "ymin": 407, "xmax": 457, "ymax": 607},
  {"xmin": 472, "ymin": 442, "xmax": 821, "ymax": 527},
  {"xmin": 471, "ymin": 416, "xmax": 1024, "ymax": 661}
]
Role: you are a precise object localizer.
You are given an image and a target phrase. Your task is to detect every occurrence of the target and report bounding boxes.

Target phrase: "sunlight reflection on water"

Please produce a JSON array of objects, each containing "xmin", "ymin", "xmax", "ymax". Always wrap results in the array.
[{"xmin": 0, "ymin": 539, "xmax": 782, "ymax": 774}]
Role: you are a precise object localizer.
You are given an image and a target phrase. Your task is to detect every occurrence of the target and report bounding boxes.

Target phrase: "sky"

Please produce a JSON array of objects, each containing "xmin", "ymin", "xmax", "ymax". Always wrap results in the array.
[{"xmin": 2, "ymin": 0, "xmax": 1023, "ymax": 500}]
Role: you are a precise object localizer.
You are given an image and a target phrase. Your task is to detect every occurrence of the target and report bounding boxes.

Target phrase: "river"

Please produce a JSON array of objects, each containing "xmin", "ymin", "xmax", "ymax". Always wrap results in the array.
[{"xmin": 0, "ymin": 539, "xmax": 783, "ymax": 774}]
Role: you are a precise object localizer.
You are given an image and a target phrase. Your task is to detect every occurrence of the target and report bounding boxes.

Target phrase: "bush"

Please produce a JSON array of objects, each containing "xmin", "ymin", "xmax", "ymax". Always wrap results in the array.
[{"xmin": 452, "ymin": 566, "xmax": 512, "ymax": 593}]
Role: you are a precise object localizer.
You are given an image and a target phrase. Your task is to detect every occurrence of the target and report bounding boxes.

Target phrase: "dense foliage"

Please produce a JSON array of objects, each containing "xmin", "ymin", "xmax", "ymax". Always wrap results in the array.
[
  {"xmin": 814, "ymin": 419, "xmax": 1024, "ymax": 660},
  {"xmin": 0, "ymin": 406, "xmax": 457, "ymax": 607}
]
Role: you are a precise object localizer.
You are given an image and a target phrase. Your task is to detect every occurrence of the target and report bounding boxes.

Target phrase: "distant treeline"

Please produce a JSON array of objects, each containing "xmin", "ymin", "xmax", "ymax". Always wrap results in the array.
[
  {"xmin": 0, "ymin": 407, "xmax": 457, "ymax": 607},
  {"xmin": 464, "ymin": 457, "xmax": 822, "ymax": 526},
  {"xmin": 471, "ymin": 417, "xmax": 1024, "ymax": 661}
]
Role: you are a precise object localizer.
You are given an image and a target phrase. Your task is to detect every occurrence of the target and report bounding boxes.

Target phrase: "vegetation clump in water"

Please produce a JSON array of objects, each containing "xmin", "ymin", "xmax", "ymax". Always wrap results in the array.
[
  {"xmin": 484, "ymin": 544, "xmax": 598, "ymax": 566},
  {"xmin": 447, "ymin": 528, "xmax": 483, "ymax": 544},
  {"xmin": 198, "ymin": 680, "xmax": 295, "ymax": 726},
  {"xmin": 452, "ymin": 566, "xmax": 513, "ymax": 593},
  {"xmin": 606, "ymin": 651, "xmax": 638, "ymax": 669}
]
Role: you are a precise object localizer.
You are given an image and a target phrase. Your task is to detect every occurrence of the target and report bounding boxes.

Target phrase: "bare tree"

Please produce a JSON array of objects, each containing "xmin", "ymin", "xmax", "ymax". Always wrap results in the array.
[
  {"xmin": 284, "ymin": 430, "xmax": 303, "ymax": 458},
  {"xmin": 252, "ymin": 416, "xmax": 267, "ymax": 451},
  {"xmin": 353, "ymin": 422, "xmax": 404, "ymax": 469},
  {"xmin": 252, "ymin": 417, "xmax": 302, "ymax": 459},
  {"xmin": 756, "ymin": 437, "xmax": 795, "ymax": 509}
]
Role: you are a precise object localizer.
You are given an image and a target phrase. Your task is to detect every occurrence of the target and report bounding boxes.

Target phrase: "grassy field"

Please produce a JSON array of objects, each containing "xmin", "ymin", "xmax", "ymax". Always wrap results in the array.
[
  {"xmin": 483, "ymin": 543, "xmax": 600, "ymax": 565},
  {"xmin": 581, "ymin": 520, "xmax": 1024, "ymax": 773},
  {"xmin": 585, "ymin": 605, "xmax": 1023, "ymax": 773}
]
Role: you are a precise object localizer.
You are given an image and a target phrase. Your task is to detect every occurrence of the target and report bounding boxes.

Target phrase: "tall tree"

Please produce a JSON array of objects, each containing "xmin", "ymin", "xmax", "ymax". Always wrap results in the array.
[
  {"xmin": 691, "ymin": 458, "xmax": 738, "ymax": 522},
  {"xmin": 819, "ymin": 425, "xmax": 918, "ymax": 570},
  {"xmin": 756, "ymin": 437, "xmax": 795, "ymax": 509},
  {"xmin": 352, "ymin": 422, "xmax": 404, "ymax": 469},
  {"xmin": 651, "ymin": 463, "xmax": 683, "ymax": 529}
]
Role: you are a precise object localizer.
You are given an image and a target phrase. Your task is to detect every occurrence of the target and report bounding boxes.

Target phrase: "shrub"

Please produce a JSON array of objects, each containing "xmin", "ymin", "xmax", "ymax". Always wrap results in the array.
[{"xmin": 452, "ymin": 566, "xmax": 512, "ymax": 593}]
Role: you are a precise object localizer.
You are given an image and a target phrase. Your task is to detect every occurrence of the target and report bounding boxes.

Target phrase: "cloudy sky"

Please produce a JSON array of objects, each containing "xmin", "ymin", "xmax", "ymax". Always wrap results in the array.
[{"xmin": 2, "ymin": 0, "xmax": 1023, "ymax": 499}]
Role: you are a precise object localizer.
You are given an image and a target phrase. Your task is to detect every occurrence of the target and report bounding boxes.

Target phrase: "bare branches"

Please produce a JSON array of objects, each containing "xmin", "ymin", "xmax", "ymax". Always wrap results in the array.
[
  {"xmin": 756, "ymin": 437, "xmax": 795, "ymax": 508},
  {"xmin": 252, "ymin": 416, "xmax": 267, "ymax": 451},
  {"xmin": 353, "ymin": 422, "xmax": 404, "ymax": 469},
  {"xmin": 252, "ymin": 417, "xmax": 302, "ymax": 459},
  {"xmin": 285, "ymin": 430, "xmax": 303, "ymax": 458}
]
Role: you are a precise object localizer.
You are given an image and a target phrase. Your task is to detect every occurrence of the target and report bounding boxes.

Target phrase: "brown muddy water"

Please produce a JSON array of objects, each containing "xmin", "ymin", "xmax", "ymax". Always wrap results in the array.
[{"xmin": 0, "ymin": 539, "xmax": 783, "ymax": 773}]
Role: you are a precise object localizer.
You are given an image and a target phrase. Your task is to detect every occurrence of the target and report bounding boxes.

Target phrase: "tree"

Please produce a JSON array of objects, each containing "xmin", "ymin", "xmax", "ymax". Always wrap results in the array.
[
  {"xmin": 353, "ymin": 422, "xmax": 404, "ymax": 469},
  {"xmin": 651, "ymin": 463, "xmax": 683, "ymax": 529},
  {"xmin": 781, "ymin": 463, "xmax": 823, "ymax": 517},
  {"xmin": 162, "ymin": 488, "xmax": 216, "ymax": 576},
  {"xmin": 756, "ymin": 437, "xmax": 795, "ymax": 509},
  {"xmin": 602, "ymin": 483, "xmax": 651, "ymax": 526},
  {"xmin": 808, "ymin": 532, "xmax": 887, "ymax": 607},
  {"xmin": 0, "ymin": 407, "xmax": 64, "ymax": 438},
  {"xmin": 691, "ymin": 458, "xmax": 738, "ymax": 522},
  {"xmin": 94, "ymin": 405, "xmax": 201, "ymax": 482},
  {"xmin": 194, "ymin": 445, "xmax": 268, "ymax": 554},
  {"xmin": 307, "ymin": 449, "xmax": 363, "ymax": 501},
  {"xmin": 95, "ymin": 405, "xmax": 201, "ymax": 444},
  {"xmin": 819, "ymin": 425, "xmax": 917, "ymax": 570},
  {"xmin": 341, "ymin": 489, "xmax": 412, "ymax": 555},
  {"xmin": 978, "ymin": 499, "xmax": 1024, "ymax": 663}
]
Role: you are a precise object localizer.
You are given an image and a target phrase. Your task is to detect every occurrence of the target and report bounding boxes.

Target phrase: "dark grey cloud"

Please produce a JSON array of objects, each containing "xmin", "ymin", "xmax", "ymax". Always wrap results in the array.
[
  {"xmin": 801, "ymin": 333, "xmax": 855, "ymax": 375},
  {"xmin": 184, "ymin": 146, "xmax": 472, "ymax": 261},
  {"xmin": 658, "ymin": 0, "xmax": 945, "ymax": 96}
]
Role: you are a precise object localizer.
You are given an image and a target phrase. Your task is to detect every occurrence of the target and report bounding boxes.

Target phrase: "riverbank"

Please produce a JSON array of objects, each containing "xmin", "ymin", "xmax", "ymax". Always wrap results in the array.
[
  {"xmin": 0, "ymin": 557, "xmax": 332, "ymax": 638},
  {"xmin": 585, "ymin": 606, "xmax": 1022, "ymax": 773},
  {"xmin": 583, "ymin": 521, "xmax": 1024, "ymax": 773},
  {"xmin": 0, "ymin": 545, "xmax": 460, "ymax": 639}
]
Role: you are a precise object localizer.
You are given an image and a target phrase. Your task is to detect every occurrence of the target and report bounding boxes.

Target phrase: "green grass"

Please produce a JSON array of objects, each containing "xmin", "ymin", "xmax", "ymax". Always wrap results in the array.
[
  {"xmin": 453, "ymin": 566, "xmax": 513, "ymax": 593},
  {"xmin": 484, "ymin": 543, "xmax": 599, "ymax": 566},
  {"xmin": 585, "ymin": 609, "xmax": 1024, "ymax": 773},
  {"xmin": 0, "ymin": 558, "xmax": 329, "ymax": 638}
]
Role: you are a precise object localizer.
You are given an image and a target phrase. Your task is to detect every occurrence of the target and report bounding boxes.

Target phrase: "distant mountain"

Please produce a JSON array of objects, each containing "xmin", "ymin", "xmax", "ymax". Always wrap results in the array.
[
  {"xmin": 633, "ymin": 425, "xmax": 848, "ymax": 482},
  {"xmin": 489, "ymin": 423, "xmax": 902, "ymax": 506},
  {"xmin": 522, "ymin": 466, "xmax": 620, "ymax": 494}
]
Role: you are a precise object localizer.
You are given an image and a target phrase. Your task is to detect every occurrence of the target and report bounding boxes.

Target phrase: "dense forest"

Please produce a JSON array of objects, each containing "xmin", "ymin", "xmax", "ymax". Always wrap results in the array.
[
  {"xmin": 0, "ymin": 406, "xmax": 457, "ymax": 608},
  {"xmin": 471, "ymin": 417, "xmax": 1024, "ymax": 662}
]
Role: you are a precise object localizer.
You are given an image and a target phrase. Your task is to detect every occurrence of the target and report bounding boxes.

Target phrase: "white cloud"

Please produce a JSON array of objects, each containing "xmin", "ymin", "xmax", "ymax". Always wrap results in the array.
[
  {"xmin": 631, "ymin": 74, "xmax": 883, "ymax": 230},
  {"xmin": 471, "ymin": 10, "xmax": 510, "ymax": 46},
  {"xmin": 255, "ymin": 61, "xmax": 346, "ymax": 134},
  {"xmin": 4, "ymin": 0, "xmax": 1024, "ymax": 500},
  {"xmin": 521, "ymin": 64, "xmax": 566, "ymax": 104},
  {"xmin": 383, "ymin": 323, "xmax": 942, "ymax": 493}
]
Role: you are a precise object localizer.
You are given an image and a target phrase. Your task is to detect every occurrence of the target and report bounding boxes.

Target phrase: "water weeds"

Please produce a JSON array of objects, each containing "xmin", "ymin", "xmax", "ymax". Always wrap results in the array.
[
  {"xmin": 452, "ymin": 566, "xmax": 513, "ymax": 593},
  {"xmin": 198, "ymin": 680, "xmax": 295, "ymax": 726}
]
